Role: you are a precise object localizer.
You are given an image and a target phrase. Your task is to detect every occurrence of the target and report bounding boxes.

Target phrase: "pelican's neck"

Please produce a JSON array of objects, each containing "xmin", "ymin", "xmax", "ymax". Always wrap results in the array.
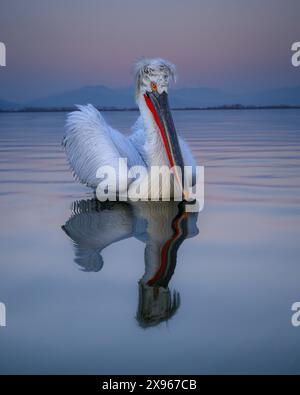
[{"xmin": 137, "ymin": 94, "xmax": 169, "ymax": 167}]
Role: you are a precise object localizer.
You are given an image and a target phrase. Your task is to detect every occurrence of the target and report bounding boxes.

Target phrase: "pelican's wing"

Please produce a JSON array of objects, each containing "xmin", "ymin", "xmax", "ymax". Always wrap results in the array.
[{"xmin": 63, "ymin": 104, "xmax": 145, "ymax": 188}]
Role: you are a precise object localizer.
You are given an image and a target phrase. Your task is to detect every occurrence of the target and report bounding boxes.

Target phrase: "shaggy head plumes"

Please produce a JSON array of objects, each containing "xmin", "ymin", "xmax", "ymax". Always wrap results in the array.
[{"xmin": 134, "ymin": 58, "xmax": 176, "ymax": 97}]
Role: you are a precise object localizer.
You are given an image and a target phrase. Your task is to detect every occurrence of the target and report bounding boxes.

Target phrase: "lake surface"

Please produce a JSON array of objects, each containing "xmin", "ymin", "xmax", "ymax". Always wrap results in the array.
[{"xmin": 0, "ymin": 109, "xmax": 300, "ymax": 374}]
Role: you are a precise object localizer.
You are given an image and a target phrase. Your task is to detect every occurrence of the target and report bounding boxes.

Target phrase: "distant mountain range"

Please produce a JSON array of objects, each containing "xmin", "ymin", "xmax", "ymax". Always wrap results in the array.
[
  {"xmin": 1, "ymin": 85, "xmax": 300, "ymax": 110},
  {"xmin": 0, "ymin": 99, "xmax": 18, "ymax": 110}
]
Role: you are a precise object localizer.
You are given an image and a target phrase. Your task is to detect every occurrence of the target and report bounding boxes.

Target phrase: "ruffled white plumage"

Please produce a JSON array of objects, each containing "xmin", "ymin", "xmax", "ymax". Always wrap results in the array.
[
  {"xmin": 63, "ymin": 104, "xmax": 196, "ymax": 190},
  {"xmin": 63, "ymin": 104, "xmax": 146, "ymax": 188}
]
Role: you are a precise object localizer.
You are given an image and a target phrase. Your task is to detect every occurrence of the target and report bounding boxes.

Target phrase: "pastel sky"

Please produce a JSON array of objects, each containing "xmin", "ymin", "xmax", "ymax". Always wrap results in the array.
[{"xmin": 0, "ymin": 0, "xmax": 299, "ymax": 101}]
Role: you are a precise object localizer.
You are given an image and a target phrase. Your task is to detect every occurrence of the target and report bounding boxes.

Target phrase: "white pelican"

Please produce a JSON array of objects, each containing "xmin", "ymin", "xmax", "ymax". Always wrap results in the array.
[
  {"xmin": 63, "ymin": 58, "xmax": 196, "ymax": 199},
  {"xmin": 62, "ymin": 199, "xmax": 199, "ymax": 326}
]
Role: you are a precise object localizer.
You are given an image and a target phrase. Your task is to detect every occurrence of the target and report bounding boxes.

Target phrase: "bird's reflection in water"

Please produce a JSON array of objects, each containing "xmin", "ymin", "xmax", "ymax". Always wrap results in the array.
[{"xmin": 62, "ymin": 200, "xmax": 199, "ymax": 328}]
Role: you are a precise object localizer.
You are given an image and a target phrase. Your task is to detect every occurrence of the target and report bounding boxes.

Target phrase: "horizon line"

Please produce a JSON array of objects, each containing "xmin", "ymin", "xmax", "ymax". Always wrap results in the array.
[
  {"xmin": 1, "ymin": 104, "xmax": 300, "ymax": 113},
  {"xmin": 1, "ymin": 83, "xmax": 300, "ymax": 105}
]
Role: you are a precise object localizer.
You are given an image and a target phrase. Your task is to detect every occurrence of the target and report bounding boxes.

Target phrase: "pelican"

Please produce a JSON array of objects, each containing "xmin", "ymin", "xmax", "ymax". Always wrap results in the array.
[
  {"xmin": 63, "ymin": 58, "xmax": 196, "ymax": 199},
  {"xmin": 62, "ymin": 200, "xmax": 199, "ymax": 327}
]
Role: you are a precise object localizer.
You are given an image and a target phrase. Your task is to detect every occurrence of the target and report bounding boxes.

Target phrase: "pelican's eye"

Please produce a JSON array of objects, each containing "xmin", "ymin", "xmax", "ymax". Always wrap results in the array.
[{"xmin": 150, "ymin": 81, "xmax": 157, "ymax": 92}]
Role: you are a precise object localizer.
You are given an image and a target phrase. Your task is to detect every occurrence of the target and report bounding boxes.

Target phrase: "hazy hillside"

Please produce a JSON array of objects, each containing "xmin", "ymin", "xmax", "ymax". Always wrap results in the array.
[
  {"xmin": 27, "ymin": 85, "xmax": 231, "ymax": 108},
  {"xmin": 1, "ymin": 85, "xmax": 300, "ymax": 110},
  {"xmin": 237, "ymin": 87, "xmax": 300, "ymax": 106},
  {"xmin": 0, "ymin": 99, "xmax": 18, "ymax": 110},
  {"xmin": 28, "ymin": 86, "xmax": 134, "ymax": 108}
]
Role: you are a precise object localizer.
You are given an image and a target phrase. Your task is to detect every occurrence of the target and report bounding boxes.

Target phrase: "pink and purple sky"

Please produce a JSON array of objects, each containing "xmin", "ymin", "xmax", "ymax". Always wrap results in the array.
[{"xmin": 0, "ymin": 0, "xmax": 299, "ymax": 101}]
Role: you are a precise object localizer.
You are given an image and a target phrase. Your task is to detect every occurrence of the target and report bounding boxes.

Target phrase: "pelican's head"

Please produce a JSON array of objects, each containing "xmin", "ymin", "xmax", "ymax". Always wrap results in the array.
[
  {"xmin": 134, "ymin": 58, "xmax": 186, "ymax": 196},
  {"xmin": 134, "ymin": 58, "xmax": 176, "ymax": 96}
]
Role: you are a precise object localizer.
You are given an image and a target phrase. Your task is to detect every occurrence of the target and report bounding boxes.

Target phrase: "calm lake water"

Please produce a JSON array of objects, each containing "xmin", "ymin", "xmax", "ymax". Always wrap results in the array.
[{"xmin": 0, "ymin": 109, "xmax": 300, "ymax": 374}]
